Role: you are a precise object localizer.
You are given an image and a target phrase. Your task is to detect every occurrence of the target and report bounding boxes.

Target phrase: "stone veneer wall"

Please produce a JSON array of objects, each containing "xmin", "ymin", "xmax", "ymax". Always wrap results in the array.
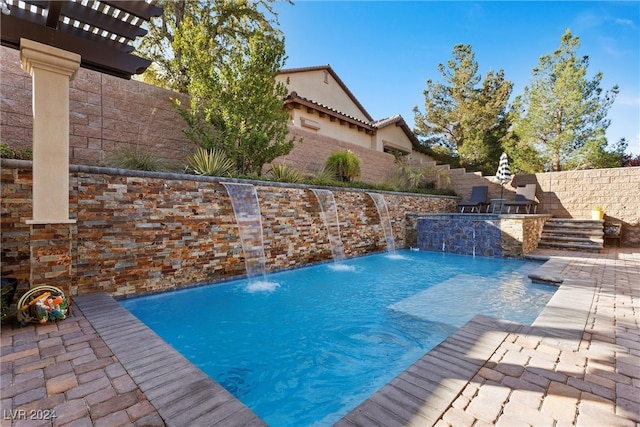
[
  {"xmin": 406, "ymin": 214, "xmax": 550, "ymax": 257},
  {"xmin": 448, "ymin": 166, "xmax": 640, "ymax": 247},
  {"xmin": 0, "ymin": 160, "xmax": 458, "ymax": 298},
  {"xmin": 415, "ymin": 215, "xmax": 502, "ymax": 257},
  {"xmin": 500, "ymin": 215, "xmax": 550, "ymax": 256}
]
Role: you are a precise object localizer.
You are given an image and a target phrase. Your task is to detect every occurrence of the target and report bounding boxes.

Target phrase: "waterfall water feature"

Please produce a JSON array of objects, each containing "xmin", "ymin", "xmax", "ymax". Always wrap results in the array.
[
  {"xmin": 416, "ymin": 214, "xmax": 503, "ymax": 257},
  {"xmin": 311, "ymin": 189, "xmax": 346, "ymax": 262},
  {"xmin": 222, "ymin": 183, "xmax": 269, "ymax": 282},
  {"xmin": 367, "ymin": 192, "xmax": 396, "ymax": 254},
  {"xmin": 472, "ymin": 223, "xmax": 477, "ymax": 257}
]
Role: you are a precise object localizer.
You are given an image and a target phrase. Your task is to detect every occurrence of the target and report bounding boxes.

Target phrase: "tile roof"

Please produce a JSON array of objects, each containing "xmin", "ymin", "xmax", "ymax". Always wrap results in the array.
[
  {"xmin": 281, "ymin": 65, "xmax": 421, "ymax": 147},
  {"xmin": 285, "ymin": 92, "xmax": 374, "ymax": 128}
]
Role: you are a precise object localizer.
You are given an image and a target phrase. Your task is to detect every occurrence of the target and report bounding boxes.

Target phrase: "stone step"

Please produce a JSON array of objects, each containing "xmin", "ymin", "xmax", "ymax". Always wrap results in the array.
[
  {"xmin": 541, "ymin": 230, "xmax": 604, "ymax": 239},
  {"xmin": 538, "ymin": 218, "xmax": 604, "ymax": 252},
  {"xmin": 539, "ymin": 235, "xmax": 604, "ymax": 245},
  {"xmin": 543, "ymin": 219, "xmax": 604, "ymax": 229},
  {"xmin": 537, "ymin": 240, "xmax": 603, "ymax": 253}
]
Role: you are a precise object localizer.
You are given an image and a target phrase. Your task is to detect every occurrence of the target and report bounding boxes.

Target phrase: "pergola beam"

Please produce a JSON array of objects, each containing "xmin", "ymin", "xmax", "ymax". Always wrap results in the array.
[
  {"xmin": 1, "ymin": 14, "xmax": 151, "ymax": 79},
  {"xmin": 1, "ymin": 0, "xmax": 162, "ymax": 79}
]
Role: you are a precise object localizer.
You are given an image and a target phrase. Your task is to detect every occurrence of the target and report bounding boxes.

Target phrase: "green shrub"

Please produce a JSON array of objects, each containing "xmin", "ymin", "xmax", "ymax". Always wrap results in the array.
[
  {"xmin": 324, "ymin": 149, "xmax": 361, "ymax": 182},
  {"xmin": 187, "ymin": 147, "xmax": 235, "ymax": 177},
  {"xmin": 0, "ymin": 142, "xmax": 32, "ymax": 160},
  {"xmin": 103, "ymin": 145, "xmax": 173, "ymax": 172}
]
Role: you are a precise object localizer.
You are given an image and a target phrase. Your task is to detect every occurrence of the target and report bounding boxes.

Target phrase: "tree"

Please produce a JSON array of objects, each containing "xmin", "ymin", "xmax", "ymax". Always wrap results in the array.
[
  {"xmin": 510, "ymin": 29, "xmax": 619, "ymax": 172},
  {"xmin": 137, "ymin": 0, "xmax": 285, "ymax": 93},
  {"xmin": 413, "ymin": 44, "xmax": 513, "ymax": 175},
  {"xmin": 174, "ymin": 23, "xmax": 296, "ymax": 176}
]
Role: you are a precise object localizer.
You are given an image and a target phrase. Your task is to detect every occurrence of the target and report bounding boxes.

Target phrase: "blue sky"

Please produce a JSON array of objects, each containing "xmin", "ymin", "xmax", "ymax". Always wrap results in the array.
[{"xmin": 272, "ymin": 1, "xmax": 640, "ymax": 156}]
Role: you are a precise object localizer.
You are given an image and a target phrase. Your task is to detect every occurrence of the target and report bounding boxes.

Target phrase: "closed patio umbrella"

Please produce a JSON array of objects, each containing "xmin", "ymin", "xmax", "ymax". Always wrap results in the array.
[{"xmin": 496, "ymin": 152, "xmax": 512, "ymax": 199}]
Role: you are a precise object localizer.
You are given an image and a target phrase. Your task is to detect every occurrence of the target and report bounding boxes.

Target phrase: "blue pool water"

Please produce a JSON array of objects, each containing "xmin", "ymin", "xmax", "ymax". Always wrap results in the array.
[{"xmin": 120, "ymin": 250, "xmax": 556, "ymax": 426}]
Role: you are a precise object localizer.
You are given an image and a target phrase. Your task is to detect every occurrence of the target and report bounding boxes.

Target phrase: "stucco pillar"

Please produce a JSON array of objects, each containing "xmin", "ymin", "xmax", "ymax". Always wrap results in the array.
[{"xmin": 20, "ymin": 38, "xmax": 80, "ymax": 224}]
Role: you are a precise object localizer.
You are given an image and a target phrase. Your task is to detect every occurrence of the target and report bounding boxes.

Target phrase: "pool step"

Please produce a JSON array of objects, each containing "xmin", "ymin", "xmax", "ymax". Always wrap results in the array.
[{"xmin": 538, "ymin": 218, "xmax": 604, "ymax": 253}]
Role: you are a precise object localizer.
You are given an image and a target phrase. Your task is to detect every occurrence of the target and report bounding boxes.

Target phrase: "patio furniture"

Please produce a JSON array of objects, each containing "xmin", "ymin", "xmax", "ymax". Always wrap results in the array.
[
  {"xmin": 504, "ymin": 184, "xmax": 538, "ymax": 214},
  {"xmin": 604, "ymin": 222, "xmax": 622, "ymax": 247},
  {"xmin": 458, "ymin": 186, "xmax": 489, "ymax": 213}
]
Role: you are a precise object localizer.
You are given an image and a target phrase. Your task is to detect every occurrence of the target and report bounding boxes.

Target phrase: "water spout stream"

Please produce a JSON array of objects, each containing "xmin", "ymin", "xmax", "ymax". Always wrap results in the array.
[
  {"xmin": 367, "ymin": 192, "xmax": 396, "ymax": 254},
  {"xmin": 311, "ymin": 189, "xmax": 346, "ymax": 262},
  {"xmin": 222, "ymin": 183, "xmax": 267, "ymax": 281}
]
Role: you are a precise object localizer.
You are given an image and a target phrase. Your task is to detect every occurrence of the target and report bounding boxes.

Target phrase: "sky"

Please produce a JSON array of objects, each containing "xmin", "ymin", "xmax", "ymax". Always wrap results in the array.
[{"xmin": 272, "ymin": 1, "xmax": 640, "ymax": 156}]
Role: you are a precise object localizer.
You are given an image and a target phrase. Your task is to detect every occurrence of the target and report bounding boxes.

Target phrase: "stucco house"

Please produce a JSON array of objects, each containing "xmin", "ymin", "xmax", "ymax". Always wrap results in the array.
[
  {"xmin": 277, "ymin": 65, "xmax": 421, "ymax": 156},
  {"xmin": 273, "ymin": 65, "xmax": 433, "ymax": 181}
]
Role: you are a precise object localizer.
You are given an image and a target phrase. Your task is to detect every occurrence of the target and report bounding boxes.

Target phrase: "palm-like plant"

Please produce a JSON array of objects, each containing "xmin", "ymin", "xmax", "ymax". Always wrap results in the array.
[
  {"xmin": 324, "ymin": 149, "xmax": 361, "ymax": 182},
  {"xmin": 268, "ymin": 163, "xmax": 302, "ymax": 183},
  {"xmin": 187, "ymin": 147, "xmax": 235, "ymax": 177}
]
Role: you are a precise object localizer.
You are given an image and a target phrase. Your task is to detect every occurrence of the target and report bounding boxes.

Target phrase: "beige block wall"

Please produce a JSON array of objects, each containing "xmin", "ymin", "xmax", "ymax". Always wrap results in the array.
[
  {"xmin": 449, "ymin": 166, "xmax": 640, "ymax": 247},
  {"xmin": 1, "ymin": 46, "xmax": 190, "ymax": 167},
  {"xmin": 273, "ymin": 127, "xmax": 398, "ymax": 184}
]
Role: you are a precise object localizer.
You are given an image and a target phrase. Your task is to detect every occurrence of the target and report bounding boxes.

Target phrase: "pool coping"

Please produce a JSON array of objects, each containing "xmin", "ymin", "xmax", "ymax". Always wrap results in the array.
[{"xmin": 73, "ymin": 256, "xmax": 595, "ymax": 426}]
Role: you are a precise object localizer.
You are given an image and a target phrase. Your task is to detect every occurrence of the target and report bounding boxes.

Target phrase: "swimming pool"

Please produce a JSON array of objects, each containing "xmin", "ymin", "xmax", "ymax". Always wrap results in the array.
[{"xmin": 120, "ymin": 250, "xmax": 556, "ymax": 426}]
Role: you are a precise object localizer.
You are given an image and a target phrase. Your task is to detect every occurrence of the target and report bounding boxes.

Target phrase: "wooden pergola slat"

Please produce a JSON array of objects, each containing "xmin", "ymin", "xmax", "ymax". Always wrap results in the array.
[
  {"xmin": 1, "ymin": 0, "xmax": 163, "ymax": 79},
  {"xmin": 1, "ymin": 13, "xmax": 150, "ymax": 79},
  {"xmin": 101, "ymin": 1, "xmax": 163, "ymax": 20},
  {"xmin": 60, "ymin": 1, "xmax": 147, "ymax": 43}
]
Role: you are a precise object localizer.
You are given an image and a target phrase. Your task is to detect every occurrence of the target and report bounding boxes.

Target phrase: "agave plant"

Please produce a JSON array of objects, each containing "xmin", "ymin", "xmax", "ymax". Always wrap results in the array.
[
  {"xmin": 268, "ymin": 163, "xmax": 302, "ymax": 183},
  {"xmin": 187, "ymin": 147, "xmax": 235, "ymax": 177}
]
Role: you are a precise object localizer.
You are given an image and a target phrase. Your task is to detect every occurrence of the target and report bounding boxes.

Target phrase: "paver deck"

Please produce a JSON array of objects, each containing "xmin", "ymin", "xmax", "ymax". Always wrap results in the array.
[{"xmin": 1, "ymin": 247, "xmax": 638, "ymax": 426}]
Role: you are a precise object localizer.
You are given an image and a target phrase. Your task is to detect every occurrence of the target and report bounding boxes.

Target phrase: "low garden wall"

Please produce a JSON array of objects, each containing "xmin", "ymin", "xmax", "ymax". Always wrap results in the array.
[{"xmin": 0, "ymin": 160, "xmax": 458, "ymax": 298}]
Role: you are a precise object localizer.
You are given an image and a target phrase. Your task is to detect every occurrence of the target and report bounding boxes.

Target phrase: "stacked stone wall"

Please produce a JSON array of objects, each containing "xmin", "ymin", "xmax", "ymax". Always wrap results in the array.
[
  {"xmin": 0, "ymin": 160, "xmax": 458, "ymax": 297},
  {"xmin": 500, "ymin": 215, "xmax": 550, "ymax": 256}
]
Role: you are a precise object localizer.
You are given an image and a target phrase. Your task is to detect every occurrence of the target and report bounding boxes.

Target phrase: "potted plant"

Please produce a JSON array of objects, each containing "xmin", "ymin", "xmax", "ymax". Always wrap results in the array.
[{"xmin": 591, "ymin": 205, "xmax": 605, "ymax": 220}]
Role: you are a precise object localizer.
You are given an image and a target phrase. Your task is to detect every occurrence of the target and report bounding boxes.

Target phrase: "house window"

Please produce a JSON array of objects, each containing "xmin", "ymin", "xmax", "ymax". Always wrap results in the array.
[{"xmin": 324, "ymin": 70, "xmax": 329, "ymax": 84}]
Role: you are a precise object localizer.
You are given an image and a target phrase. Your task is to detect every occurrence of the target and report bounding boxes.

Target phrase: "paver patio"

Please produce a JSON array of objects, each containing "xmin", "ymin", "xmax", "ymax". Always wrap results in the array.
[{"xmin": 1, "ymin": 247, "xmax": 638, "ymax": 426}]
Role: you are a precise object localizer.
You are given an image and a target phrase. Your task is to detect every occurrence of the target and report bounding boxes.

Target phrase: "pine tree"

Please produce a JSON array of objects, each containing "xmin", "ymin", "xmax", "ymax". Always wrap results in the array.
[
  {"xmin": 510, "ymin": 29, "xmax": 619, "ymax": 172},
  {"xmin": 413, "ymin": 44, "xmax": 513, "ymax": 175}
]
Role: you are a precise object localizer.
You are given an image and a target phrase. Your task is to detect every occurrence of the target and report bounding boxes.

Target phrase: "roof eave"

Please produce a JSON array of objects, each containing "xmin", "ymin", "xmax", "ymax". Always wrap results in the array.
[{"xmin": 285, "ymin": 94, "xmax": 376, "ymax": 134}]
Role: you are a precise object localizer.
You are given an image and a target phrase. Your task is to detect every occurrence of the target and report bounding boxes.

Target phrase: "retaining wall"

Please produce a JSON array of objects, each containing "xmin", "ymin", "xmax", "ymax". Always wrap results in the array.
[
  {"xmin": 1, "ymin": 46, "xmax": 189, "ymax": 167},
  {"xmin": 449, "ymin": 167, "xmax": 640, "ymax": 247},
  {"xmin": 0, "ymin": 46, "xmax": 400, "ymax": 184},
  {"xmin": 0, "ymin": 160, "xmax": 458, "ymax": 298}
]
